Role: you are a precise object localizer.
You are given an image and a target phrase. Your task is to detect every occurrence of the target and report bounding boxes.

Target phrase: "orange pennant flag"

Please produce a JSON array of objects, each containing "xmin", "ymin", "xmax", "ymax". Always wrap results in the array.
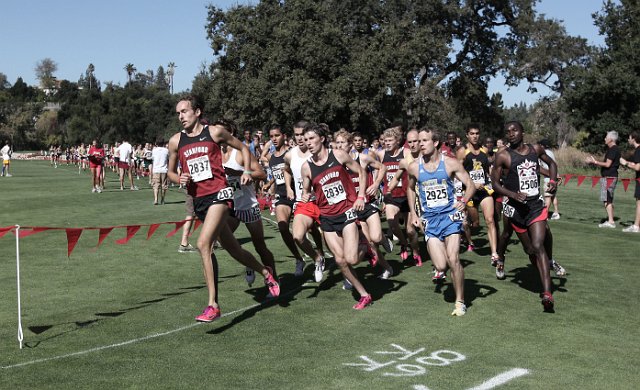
[
  {"xmin": 66, "ymin": 228, "xmax": 83, "ymax": 257},
  {"xmin": 116, "ymin": 225, "xmax": 141, "ymax": 245},
  {"xmin": 591, "ymin": 176, "xmax": 600, "ymax": 188},
  {"xmin": 577, "ymin": 175, "xmax": 587, "ymax": 187},
  {"xmin": 564, "ymin": 174, "xmax": 574, "ymax": 185}
]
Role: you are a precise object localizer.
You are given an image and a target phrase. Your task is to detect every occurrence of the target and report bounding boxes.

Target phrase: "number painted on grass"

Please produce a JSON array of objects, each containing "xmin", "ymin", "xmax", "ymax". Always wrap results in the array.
[{"xmin": 343, "ymin": 344, "xmax": 465, "ymax": 377}]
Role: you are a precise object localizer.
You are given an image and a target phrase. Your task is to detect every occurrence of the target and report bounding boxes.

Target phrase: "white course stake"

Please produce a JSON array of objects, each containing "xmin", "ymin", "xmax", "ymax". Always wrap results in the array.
[{"xmin": 15, "ymin": 225, "xmax": 24, "ymax": 349}]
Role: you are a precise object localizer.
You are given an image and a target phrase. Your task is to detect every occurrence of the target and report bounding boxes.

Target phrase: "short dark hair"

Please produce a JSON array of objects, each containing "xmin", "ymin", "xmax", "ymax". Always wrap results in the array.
[
  {"xmin": 466, "ymin": 123, "xmax": 481, "ymax": 133},
  {"xmin": 420, "ymin": 128, "xmax": 442, "ymax": 149},
  {"xmin": 178, "ymin": 94, "xmax": 204, "ymax": 117},
  {"xmin": 293, "ymin": 120, "xmax": 310, "ymax": 129},
  {"xmin": 212, "ymin": 118, "xmax": 238, "ymax": 136},
  {"xmin": 630, "ymin": 130, "xmax": 640, "ymax": 144},
  {"xmin": 504, "ymin": 121, "xmax": 524, "ymax": 132}
]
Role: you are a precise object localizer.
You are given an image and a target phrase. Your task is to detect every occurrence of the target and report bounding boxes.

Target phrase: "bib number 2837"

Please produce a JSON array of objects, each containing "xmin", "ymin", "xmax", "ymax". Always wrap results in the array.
[{"xmin": 188, "ymin": 155, "xmax": 213, "ymax": 182}]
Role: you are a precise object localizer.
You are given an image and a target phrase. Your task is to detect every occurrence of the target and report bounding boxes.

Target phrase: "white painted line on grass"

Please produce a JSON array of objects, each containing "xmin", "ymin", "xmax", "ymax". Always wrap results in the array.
[
  {"xmin": 2, "ymin": 284, "xmax": 309, "ymax": 370},
  {"xmin": 466, "ymin": 368, "xmax": 530, "ymax": 390}
]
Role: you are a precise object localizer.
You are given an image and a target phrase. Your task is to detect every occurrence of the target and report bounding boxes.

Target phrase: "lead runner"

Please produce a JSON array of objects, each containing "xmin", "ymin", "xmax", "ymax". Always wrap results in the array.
[{"xmin": 167, "ymin": 95, "xmax": 279, "ymax": 322}]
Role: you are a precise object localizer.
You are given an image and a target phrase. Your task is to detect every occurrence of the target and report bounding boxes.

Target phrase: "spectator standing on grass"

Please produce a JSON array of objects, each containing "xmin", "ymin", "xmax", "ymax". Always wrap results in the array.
[
  {"xmin": 88, "ymin": 140, "xmax": 104, "ymax": 192},
  {"xmin": 538, "ymin": 139, "xmax": 561, "ymax": 220},
  {"xmin": 586, "ymin": 131, "xmax": 621, "ymax": 228},
  {"xmin": 1, "ymin": 140, "xmax": 12, "ymax": 177},
  {"xmin": 151, "ymin": 139, "xmax": 169, "ymax": 205},
  {"xmin": 620, "ymin": 130, "xmax": 640, "ymax": 233},
  {"xmin": 167, "ymin": 95, "xmax": 279, "ymax": 322},
  {"xmin": 117, "ymin": 139, "xmax": 138, "ymax": 191}
]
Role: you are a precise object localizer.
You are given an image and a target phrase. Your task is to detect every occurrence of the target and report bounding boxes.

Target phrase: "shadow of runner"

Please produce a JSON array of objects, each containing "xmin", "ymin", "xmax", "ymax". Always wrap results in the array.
[{"xmin": 437, "ymin": 278, "xmax": 498, "ymax": 307}]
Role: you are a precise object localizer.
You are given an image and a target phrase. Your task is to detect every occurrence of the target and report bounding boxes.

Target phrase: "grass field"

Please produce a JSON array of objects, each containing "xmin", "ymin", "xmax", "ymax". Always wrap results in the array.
[{"xmin": 1, "ymin": 160, "xmax": 639, "ymax": 389}]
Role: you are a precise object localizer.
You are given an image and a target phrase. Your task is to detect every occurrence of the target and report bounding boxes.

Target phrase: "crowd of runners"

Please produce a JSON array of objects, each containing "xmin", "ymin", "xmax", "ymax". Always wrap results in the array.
[
  {"xmin": 158, "ymin": 94, "xmax": 577, "ymax": 322},
  {"xmin": 18, "ymin": 93, "xmax": 640, "ymax": 322}
]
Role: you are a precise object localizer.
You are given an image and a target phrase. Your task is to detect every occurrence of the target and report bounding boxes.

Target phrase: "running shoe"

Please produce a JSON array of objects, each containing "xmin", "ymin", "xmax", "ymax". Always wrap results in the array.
[
  {"xmin": 381, "ymin": 237, "xmax": 394, "ymax": 253},
  {"xmin": 413, "ymin": 254, "xmax": 423, "ymax": 267},
  {"xmin": 490, "ymin": 254, "xmax": 500, "ymax": 267},
  {"xmin": 379, "ymin": 267, "xmax": 394, "ymax": 280},
  {"xmin": 541, "ymin": 292, "xmax": 554, "ymax": 312},
  {"xmin": 467, "ymin": 244, "xmax": 475, "ymax": 252},
  {"xmin": 264, "ymin": 266, "xmax": 280, "ymax": 297},
  {"xmin": 130, "ymin": 186, "xmax": 139, "ymax": 191},
  {"xmin": 495, "ymin": 261, "xmax": 506, "ymax": 280},
  {"xmin": 178, "ymin": 244, "xmax": 197, "ymax": 253},
  {"xmin": 342, "ymin": 278, "xmax": 353, "ymax": 291},
  {"xmin": 551, "ymin": 260, "xmax": 566, "ymax": 278},
  {"xmin": 598, "ymin": 221, "xmax": 616, "ymax": 228},
  {"xmin": 294, "ymin": 259, "xmax": 306, "ymax": 277},
  {"xmin": 195, "ymin": 305, "xmax": 221, "ymax": 322},
  {"xmin": 353, "ymin": 295, "xmax": 372, "ymax": 310},
  {"xmin": 313, "ymin": 259, "xmax": 325, "ymax": 283},
  {"xmin": 432, "ymin": 269, "xmax": 446, "ymax": 284},
  {"xmin": 245, "ymin": 267, "xmax": 255, "ymax": 286},
  {"xmin": 400, "ymin": 246, "xmax": 409, "ymax": 261},
  {"xmin": 622, "ymin": 225, "xmax": 640, "ymax": 233},
  {"xmin": 550, "ymin": 212, "xmax": 560, "ymax": 220},
  {"xmin": 451, "ymin": 301, "xmax": 467, "ymax": 316},
  {"xmin": 367, "ymin": 245, "xmax": 378, "ymax": 267},
  {"xmin": 96, "ymin": 187, "xmax": 102, "ymax": 193},
  {"xmin": 92, "ymin": 188, "xmax": 96, "ymax": 193}
]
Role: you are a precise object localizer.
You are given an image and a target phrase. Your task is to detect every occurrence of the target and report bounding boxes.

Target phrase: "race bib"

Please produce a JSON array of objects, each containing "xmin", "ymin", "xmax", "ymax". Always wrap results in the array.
[
  {"xmin": 345, "ymin": 208, "xmax": 357, "ymax": 221},
  {"xmin": 228, "ymin": 177, "xmax": 244, "ymax": 198},
  {"xmin": 503, "ymin": 203, "xmax": 515, "ymax": 218},
  {"xmin": 273, "ymin": 167, "xmax": 285, "ymax": 185},
  {"xmin": 217, "ymin": 186, "xmax": 235, "ymax": 201},
  {"xmin": 469, "ymin": 169, "xmax": 485, "ymax": 184},
  {"xmin": 323, "ymin": 181, "xmax": 347, "ymax": 205},
  {"xmin": 187, "ymin": 155, "xmax": 213, "ymax": 182},
  {"xmin": 517, "ymin": 160, "xmax": 539, "ymax": 197},
  {"xmin": 422, "ymin": 182, "xmax": 449, "ymax": 208},
  {"xmin": 387, "ymin": 172, "xmax": 402, "ymax": 187},
  {"xmin": 449, "ymin": 210, "xmax": 466, "ymax": 222}
]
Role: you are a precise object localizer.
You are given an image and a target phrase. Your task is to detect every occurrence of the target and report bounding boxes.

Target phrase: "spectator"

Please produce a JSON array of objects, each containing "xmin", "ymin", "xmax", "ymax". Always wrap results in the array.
[{"xmin": 586, "ymin": 131, "xmax": 621, "ymax": 228}]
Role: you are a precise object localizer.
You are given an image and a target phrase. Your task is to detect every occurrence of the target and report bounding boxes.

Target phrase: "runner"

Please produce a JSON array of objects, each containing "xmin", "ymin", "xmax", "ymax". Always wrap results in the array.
[
  {"xmin": 222, "ymin": 132, "xmax": 276, "ymax": 284},
  {"xmin": 167, "ymin": 96, "xmax": 279, "ymax": 322},
  {"xmin": 301, "ymin": 123, "xmax": 373, "ymax": 309},
  {"xmin": 88, "ymin": 140, "xmax": 104, "ymax": 192},
  {"xmin": 386, "ymin": 129, "xmax": 424, "ymax": 267},
  {"xmin": 117, "ymin": 139, "xmax": 138, "ymax": 191},
  {"xmin": 77, "ymin": 143, "xmax": 88, "ymax": 174},
  {"xmin": 334, "ymin": 130, "xmax": 394, "ymax": 279},
  {"xmin": 283, "ymin": 121, "xmax": 327, "ymax": 282},
  {"xmin": 406, "ymin": 128, "xmax": 475, "ymax": 316},
  {"xmin": 456, "ymin": 124, "xmax": 499, "ymax": 265},
  {"xmin": 490, "ymin": 121, "xmax": 557, "ymax": 312},
  {"xmin": 377, "ymin": 127, "xmax": 414, "ymax": 262}
]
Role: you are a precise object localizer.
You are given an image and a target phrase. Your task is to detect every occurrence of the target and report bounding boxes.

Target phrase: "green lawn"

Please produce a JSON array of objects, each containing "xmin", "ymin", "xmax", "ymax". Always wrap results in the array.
[{"xmin": 1, "ymin": 160, "xmax": 639, "ymax": 389}]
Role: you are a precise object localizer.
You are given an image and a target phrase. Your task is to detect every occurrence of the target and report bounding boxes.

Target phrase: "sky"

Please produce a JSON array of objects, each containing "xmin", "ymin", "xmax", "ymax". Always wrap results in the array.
[{"xmin": 0, "ymin": 0, "xmax": 611, "ymax": 106}]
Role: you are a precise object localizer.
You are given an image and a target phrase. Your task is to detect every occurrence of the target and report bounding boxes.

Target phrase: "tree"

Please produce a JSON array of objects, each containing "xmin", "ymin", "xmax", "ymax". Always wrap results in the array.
[
  {"xmin": 87, "ymin": 63, "xmax": 95, "ymax": 90},
  {"xmin": 124, "ymin": 63, "xmax": 137, "ymax": 83},
  {"xmin": 35, "ymin": 58, "xmax": 58, "ymax": 90},
  {"xmin": 201, "ymin": 0, "xmax": 587, "ymax": 135},
  {"xmin": 564, "ymin": 0, "xmax": 640, "ymax": 150},
  {"xmin": 0, "ymin": 72, "xmax": 9, "ymax": 90},
  {"xmin": 167, "ymin": 62, "xmax": 177, "ymax": 94},
  {"xmin": 155, "ymin": 65, "xmax": 169, "ymax": 90}
]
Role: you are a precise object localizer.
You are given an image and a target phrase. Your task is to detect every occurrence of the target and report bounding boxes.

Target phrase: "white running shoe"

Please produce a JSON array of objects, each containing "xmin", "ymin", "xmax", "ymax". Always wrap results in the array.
[
  {"xmin": 598, "ymin": 221, "xmax": 616, "ymax": 228},
  {"xmin": 245, "ymin": 267, "xmax": 256, "ymax": 286},
  {"xmin": 92, "ymin": 188, "xmax": 96, "ymax": 193},
  {"xmin": 451, "ymin": 301, "xmax": 467, "ymax": 316},
  {"xmin": 622, "ymin": 225, "xmax": 640, "ymax": 233},
  {"xmin": 379, "ymin": 268, "xmax": 393, "ymax": 280},
  {"xmin": 381, "ymin": 236, "xmax": 394, "ymax": 253},
  {"xmin": 551, "ymin": 260, "xmax": 566, "ymax": 277},
  {"xmin": 550, "ymin": 212, "xmax": 560, "ymax": 220},
  {"xmin": 294, "ymin": 259, "xmax": 306, "ymax": 277},
  {"xmin": 313, "ymin": 259, "xmax": 325, "ymax": 283}
]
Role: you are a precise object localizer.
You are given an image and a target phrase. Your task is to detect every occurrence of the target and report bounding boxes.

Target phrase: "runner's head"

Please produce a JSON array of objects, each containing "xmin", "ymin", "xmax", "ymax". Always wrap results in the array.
[
  {"xmin": 334, "ymin": 129, "xmax": 352, "ymax": 152},
  {"xmin": 418, "ymin": 128, "xmax": 441, "ymax": 157},
  {"xmin": 269, "ymin": 125, "xmax": 286, "ymax": 148},
  {"xmin": 293, "ymin": 120, "xmax": 310, "ymax": 149},
  {"xmin": 406, "ymin": 129, "xmax": 420, "ymax": 154},
  {"xmin": 382, "ymin": 126, "xmax": 402, "ymax": 152},
  {"xmin": 304, "ymin": 123, "xmax": 327, "ymax": 155},
  {"xmin": 352, "ymin": 132, "xmax": 364, "ymax": 152},
  {"xmin": 504, "ymin": 121, "xmax": 524, "ymax": 147},
  {"xmin": 465, "ymin": 123, "xmax": 481, "ymax": 146},
  {"xmin": 176, "ymin": 94, "xmax": 204, "ymax": 131}
]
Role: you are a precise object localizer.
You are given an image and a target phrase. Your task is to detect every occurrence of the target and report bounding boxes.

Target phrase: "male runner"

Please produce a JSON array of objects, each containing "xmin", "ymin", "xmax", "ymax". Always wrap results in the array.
[
  {"xmin": 168, "ymin": 96, "xmax": 279, "ymax": 322},
  {"xmin": 407, "ymin": 129, "xmax": 475, "ymax": 316}
]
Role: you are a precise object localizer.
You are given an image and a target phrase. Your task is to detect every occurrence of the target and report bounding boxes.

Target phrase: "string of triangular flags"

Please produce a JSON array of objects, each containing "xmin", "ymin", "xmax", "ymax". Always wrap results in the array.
[
  {"xmin": 0, "ymin": 219, "xmax": 202, "ymax": 257},
  {"xmin": 559, "ymin": 174, "xmax": 640, "ymax": 192}
]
